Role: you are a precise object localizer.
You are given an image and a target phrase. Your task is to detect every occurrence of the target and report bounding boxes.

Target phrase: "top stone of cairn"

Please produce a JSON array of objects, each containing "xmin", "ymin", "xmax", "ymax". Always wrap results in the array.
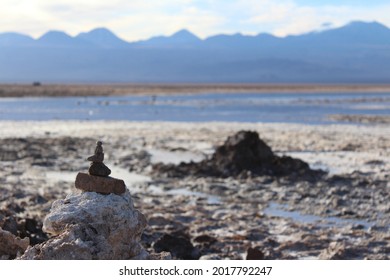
[
  {"xmin": 87, "ymin": 141, "xmax": 111, "ymax": 177},
  {"xmin": 87, "ymin": 141, "xmax": 104, "ymax": 163}
]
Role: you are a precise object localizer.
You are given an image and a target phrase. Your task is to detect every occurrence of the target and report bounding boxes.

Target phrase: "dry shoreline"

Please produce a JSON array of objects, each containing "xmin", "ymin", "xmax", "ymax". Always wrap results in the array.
[
  {"xmin": 1, "ymin": 120, "xmax": 389, "ymax": 259},
  {"xmin": 1, "ymin": 83, "xmax": 390, "ymax": 98}
]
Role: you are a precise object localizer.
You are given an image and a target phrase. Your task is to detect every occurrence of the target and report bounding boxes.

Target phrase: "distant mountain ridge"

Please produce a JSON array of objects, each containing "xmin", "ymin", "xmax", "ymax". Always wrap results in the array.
[
  {"xmin": 37, "ymin": 30, "xmax": 90, "ymax": 47},
  {"xmin": 0, "ymin": 32, "xmax": 35, "ymax": 46},
  {"xmin": 76, "ymin": 28, "xmax": 129, "ymax": 48},
  {"xmin": 0, "ymin": 21, "xmax": 390, "ymax": 83},
  {"xmin": 3, "ymin": 20, "xmax": 389, "ymax": 48}
]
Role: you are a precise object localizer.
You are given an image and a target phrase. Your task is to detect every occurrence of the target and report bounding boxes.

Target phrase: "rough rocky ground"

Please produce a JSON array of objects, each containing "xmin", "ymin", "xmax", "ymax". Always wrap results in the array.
[
  {"xmin": 20, "ymin": 190, "xmax": 148, "ymax": 260},
  {"xmin": 0, "ymin": 121, "xmax": 389, "ymax": 259}
]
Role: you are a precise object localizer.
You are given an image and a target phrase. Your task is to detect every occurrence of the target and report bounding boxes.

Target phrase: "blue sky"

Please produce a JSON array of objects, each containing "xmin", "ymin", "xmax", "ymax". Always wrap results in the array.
[
  {"xmin": 0, "ymin": 0, "xmax": 389, "ymax": 41},
  {"xmin": 295, "ymin": 0, "xmax": 389, "ymax": 6}
]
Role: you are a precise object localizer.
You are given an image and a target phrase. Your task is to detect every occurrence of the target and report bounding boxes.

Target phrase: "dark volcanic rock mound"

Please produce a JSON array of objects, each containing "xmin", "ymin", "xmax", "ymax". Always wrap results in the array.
[
  {"xmin": 153, "ymin": 131, "xmax": 323, "ymax": 180},
  {"xmin": 213, "ymin": 130, "xmax": 274, "ymax": 172}
]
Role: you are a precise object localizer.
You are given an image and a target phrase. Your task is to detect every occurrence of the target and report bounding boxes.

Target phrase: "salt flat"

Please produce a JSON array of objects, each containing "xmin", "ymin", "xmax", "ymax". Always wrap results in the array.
[{"xmin": 0, "ymin": 120, "xmax": 389, "ymax": 259}]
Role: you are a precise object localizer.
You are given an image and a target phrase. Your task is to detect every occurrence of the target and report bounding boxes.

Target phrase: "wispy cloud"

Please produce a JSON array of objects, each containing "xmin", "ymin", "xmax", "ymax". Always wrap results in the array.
[
  {"xmin": 245, "ymin": 1, "xmax": 390, "ymax": 36},
  {"xmin": 0, "ymin": 0, "xmax": 389, "ymax": 41}
]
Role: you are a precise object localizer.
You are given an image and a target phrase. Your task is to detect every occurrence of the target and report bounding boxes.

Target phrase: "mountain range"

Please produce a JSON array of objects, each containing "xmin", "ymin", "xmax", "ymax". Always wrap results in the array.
[{"xmin": 1, "ymin": 21, "xmax": 390, "ymax": 83}]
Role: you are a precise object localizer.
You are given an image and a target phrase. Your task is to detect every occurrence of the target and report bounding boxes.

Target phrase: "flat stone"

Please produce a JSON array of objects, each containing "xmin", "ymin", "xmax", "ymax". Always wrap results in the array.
[
  {"xmin": 89, "ymin": 162, "xmax": 111, "ymax": 177},
  {"xmin": 87, "ymin": 153, "xmax": 104, "ymax": 163},
  {"xmin": 75, "ymin": 172, "xmax": 125, "ymax": 195}
]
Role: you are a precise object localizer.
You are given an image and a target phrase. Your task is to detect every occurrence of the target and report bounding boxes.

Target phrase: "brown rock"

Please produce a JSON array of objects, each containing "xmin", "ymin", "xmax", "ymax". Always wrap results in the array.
[
  {"xmin": 89, "ymin": 162, "xmax": 111, "ymax": 177},
  {"xmin": 153, "ymin": 233, "xmax": 200, "ymax": 260},
  {"xmin": 75, "ymin": 172, "xmax": 126, "ymax": 195},
  {"xmin": 0, "ymin": 228, "xmax": 29, "ymax": 259},
  {"xmin": 246, "ymin": 247, "xmax": 265, "ymax": 260}
]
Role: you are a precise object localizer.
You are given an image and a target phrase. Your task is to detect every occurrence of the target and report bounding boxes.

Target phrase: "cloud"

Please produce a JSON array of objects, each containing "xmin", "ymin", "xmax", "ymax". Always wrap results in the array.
[
  {"xmin": 0, "ymin": 0, "xmax": 389, "ymax": 41},
  {"xmin": 244, "ymin": 1, "xmax": 390, "ymax": 36},
  {"xmin": 0, "ymin": 0, "xmax": 225, "ymax": 40},
  {"xmin": 108, "ymin": 6, "xmax": 225, "ymax": 41}
]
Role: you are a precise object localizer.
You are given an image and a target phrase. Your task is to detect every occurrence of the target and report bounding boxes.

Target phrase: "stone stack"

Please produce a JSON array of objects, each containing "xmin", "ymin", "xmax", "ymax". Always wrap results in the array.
[
  {"xmin": 19, "ymin": 140, "xmax": 150, "ymax": 260},
  {"xmin": 87, "ymin": 141, "xmax": 111, "ymax": 176},
  {"xmin": 75, "ymin": 141, "xmax": 125, "ymax": 195}
]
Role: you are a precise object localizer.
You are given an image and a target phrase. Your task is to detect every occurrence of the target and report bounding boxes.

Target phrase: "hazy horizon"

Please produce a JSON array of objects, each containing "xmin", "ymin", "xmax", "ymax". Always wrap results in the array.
[
  {"xmin": 1, "ymin": 2, "xmax": 390, "ymax": 84},
  {"xmin": 1, "ymin": 19, "xmax": 389, "ymax": 43},
  {"xmin": 1, "ymin": 19, "xmax": 390, "ymax": 84},
  {"xmin": 1, "ymin": 0, "xmax": 390, "ymax": 41}
]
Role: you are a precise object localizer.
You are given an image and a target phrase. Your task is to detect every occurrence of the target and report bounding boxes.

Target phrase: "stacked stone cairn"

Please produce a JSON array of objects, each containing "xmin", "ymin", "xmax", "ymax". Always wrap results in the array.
[
  {"xmin": 75, "ymin": 141, "xmax": 125, "ymax": 195},
  {"xmin": 20, "ymin": 140, "xmax": 150, "ymax": 259}
]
